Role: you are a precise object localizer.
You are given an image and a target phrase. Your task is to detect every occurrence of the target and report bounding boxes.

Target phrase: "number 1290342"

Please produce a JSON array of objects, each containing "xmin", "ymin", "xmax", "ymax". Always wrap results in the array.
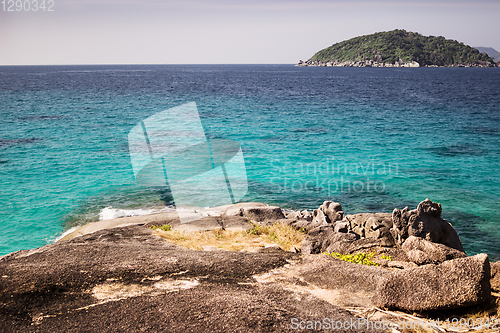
[{"xmin": 2, "ymin": 0, "xmax": 54, "ymax": 12}]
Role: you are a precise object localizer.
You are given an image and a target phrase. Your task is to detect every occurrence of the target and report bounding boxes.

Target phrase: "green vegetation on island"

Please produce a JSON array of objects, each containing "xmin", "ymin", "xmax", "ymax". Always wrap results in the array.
[{"xmin": 299, "ymin": 29, "xmax": 496, "ymax": 67}]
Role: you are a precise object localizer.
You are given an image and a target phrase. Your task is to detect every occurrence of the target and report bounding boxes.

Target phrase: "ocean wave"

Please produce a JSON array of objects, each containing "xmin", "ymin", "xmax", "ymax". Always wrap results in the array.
[{"xmin": 98, "ymin": 206, "xmax": 176, "ymax": 221}]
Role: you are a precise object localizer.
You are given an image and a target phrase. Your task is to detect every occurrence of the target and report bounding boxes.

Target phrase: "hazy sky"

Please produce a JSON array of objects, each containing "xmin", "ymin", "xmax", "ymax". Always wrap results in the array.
[{"xmin": 1, "ymin": 0, "xmax": 499, "ymax": 65}]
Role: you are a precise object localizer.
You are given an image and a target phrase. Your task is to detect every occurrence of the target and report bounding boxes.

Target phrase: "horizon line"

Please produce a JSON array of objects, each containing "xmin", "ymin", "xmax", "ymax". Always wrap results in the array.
[{"xmin": 0, "ymin": 63, "xmax": 299, "ymax": 67}]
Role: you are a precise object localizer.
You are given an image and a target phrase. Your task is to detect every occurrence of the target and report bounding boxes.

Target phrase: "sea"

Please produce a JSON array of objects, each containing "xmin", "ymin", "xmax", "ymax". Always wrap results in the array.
[{"xmin": 1, "ymin": 64, "xmax": 499, "ymax": 259}]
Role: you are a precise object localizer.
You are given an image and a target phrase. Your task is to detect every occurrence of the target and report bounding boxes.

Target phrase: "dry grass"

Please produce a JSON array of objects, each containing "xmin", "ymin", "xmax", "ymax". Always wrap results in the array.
[
  {"xmin": 152, "ymin": 223, "xmax": 305, "ymax": 252},
  {"xmin": 348, "ymin": 299, "xmax": 500, "ymax": 333},
  {"xmin": 398, "ymin": 292, "xmax": 500, "ymax": 333}
]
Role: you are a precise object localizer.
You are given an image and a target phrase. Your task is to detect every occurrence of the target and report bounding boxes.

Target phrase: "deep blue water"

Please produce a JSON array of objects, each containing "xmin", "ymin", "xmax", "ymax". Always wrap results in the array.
[{"xmin": 1, "ymin": 64, "xmax": 499, "ymax": 258}]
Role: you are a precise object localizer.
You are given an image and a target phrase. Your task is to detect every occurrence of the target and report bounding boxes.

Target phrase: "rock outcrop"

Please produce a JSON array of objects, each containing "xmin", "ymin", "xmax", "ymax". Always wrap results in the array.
[
  {"xmin": 240, "ymin": 205, "xmax": 285, "ymax": 223},
  {"xmin": 318, "ymin": 201, "xmax": 344, "ymax": 223},
  {"xmin": 289, "ymin": 201, "xmax": 344, "ymax": 232},
  {"xmin": 298, "ymin": 254, "xmax": 390, "ymax": 307},
  {"xmin": 1, "ymin": 225, "xmax": 375, "ymax": 333},
  {"xmin": 0, "ymin": 199, "xmax": 495, "ymax": 331},
  {"xmin": 401, "ymin": 236, "xmax": 467, "ymax": 265},
  {"xmin": 374, "ymin": 254, "xmax": 491, "ymax": 311},
  {"xmin": 343, "ymin": 213, "xmax": 394, "ymax": 246},
  {"xmin": 391, "ymin": 198, "xmax": 464, "ymax": 252},
  {"xmin": 298, "ymin": 199, "xmax": 466, "ymax": 266},
  {"xmin": 301, "ymin": 225, "xmax": 358, "ymax": 255}
]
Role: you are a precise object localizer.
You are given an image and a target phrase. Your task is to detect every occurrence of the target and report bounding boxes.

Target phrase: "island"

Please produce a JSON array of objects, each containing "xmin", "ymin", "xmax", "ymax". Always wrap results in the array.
[{"xmin": 297, "ymin": 29, "xmax": 497, "ymax": 67}]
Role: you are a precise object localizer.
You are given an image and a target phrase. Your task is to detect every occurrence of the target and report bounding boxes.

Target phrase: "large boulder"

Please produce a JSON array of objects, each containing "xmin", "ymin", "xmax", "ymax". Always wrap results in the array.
[
  {"xmin": 343, "ymin": 213, "xmax": 394, "ymax": 246},
  {"xmin": 311, "ymin": 208, "xmax": 329, "ymax": 225},
  {"xmin": 320, "ymin": 201, "xmax": 344, "ymax": 223},
  {"xmin": 286, "ymin": 210, "xmax": 313, "ymax": 222},
  {"xmin": 298, "ymin": 254, "xmax": 390, "ymax": 307},
  {"xmin": 373, "ymin": 253, "xmax": 491, "ymax": 311},
  {"xmin": 310, "ymin": 201, "xmax": 344, "ymax": 225},
  {"xmin": 391, "ymin": 199, "xmax": 464, "ymax": 252},
  {"xmin": 301, "ymin": 225, "xmax": 357, "ymax": 254},
  {"xmin": 289, "ymin": 219, "xmax": 319, "ymax": 233},
  {"xmin": 401, "ymin": 236, "xmax": 467, "ymax": 265},
  {"xmin": 289, "ymin": 210, "xmax": 326, "ymax": 233},
  {"xmin": 240, "ymin": 205, "xmax": 285, "ymax": 223}
]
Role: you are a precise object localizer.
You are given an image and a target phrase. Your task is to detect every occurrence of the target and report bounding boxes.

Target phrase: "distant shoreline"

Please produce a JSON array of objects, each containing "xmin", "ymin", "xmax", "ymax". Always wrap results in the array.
[{"xmin": 296, "ymin": 59, "xmax": 497, "ymax": 68}]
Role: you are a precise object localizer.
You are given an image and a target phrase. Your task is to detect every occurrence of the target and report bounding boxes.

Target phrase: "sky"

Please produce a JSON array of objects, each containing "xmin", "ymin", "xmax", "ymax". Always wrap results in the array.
[{"xmin": 1, "ymin": 0, "xmax": 499, "ymax": 65}]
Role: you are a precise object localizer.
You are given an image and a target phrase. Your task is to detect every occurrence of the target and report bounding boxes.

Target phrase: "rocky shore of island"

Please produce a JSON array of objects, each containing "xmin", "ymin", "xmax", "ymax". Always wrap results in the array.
[
  {"xmin": 1, "ymin": 199, "xmax": 498, "ymax": 332},
  {"xmin": 296, "ymin": 59, "xmax": 497, "ymax": 67},
  {"xmin": 296, "ymin": 59, "xmax": 421, "ymax": 67}
]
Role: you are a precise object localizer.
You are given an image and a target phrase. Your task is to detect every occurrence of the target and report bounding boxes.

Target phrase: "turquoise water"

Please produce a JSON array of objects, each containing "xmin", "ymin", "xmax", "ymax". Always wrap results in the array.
[{"xmin": 1, "ymin": 65, "xmax": 499, "ymax": 258}]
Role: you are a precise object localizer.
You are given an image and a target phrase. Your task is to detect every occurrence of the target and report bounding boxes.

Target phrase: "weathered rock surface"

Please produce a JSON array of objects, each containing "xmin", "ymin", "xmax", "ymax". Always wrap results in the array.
[
  {"xmin": 319, "ymin": 201, "xmax": 344, "ymax": 223},
  {"xmin": 301, "ymin": 225, "xmax": 358, "ymax": 254},
  {"xmin": 491, "ymin": 261, "xmax": 500, "ymax": 292},
  {"xmin": 240, "ymin": 205, "xmax": 285, "ymax": 224},
  {"xmin": 300, "ymin": 254, "xmax": 388, "ymax": 293},
  {"xmin": 298, "ymin": 198, "xmax": 466, "ymax": 262},
  {"xmin": 299, "ymin": 199, "xmax": 467, "ymax": 268},
  {"xmin": 311, "ymin": 208, "xmax": 329, "ymax": 225},
  {"xmin": 307, "ymin": 201, "xmax": 343, "ymax": 224},
  {"xmin": 391, "ymin": 198, "xmax": 464, "ymax": 252},
  {"xmin": 301, "ymin": 225, "xmax": 410, "ymax": 264},
  {"xmin": 288, "ymin": 208, "xmax": 328, "ymax": 233},
  {"xmin": 374, "ymin": 253, "xmax": 491, "ymax": 311},
  {"xmin": 401, "ymin": 236, "xmax": 467, "ymax": 265},
  {"xmin": 289, "ymin": 202, "xmax": 343, "ymax": 231},
  {"xmin": 299, "ymin": 202, "xmax": 396, "ymax": 255},
  {"xmin": 343, "ymin": 213, "xmax": 395, "ymax": 246},
  {"xmin": 59, "ymin": 202, "xmax": 271, "ymax": 241},
  {"xmin": 0, "ymin": 225, "xmax": 378, "ymax": 333},
  {"xmin": 300, "ymin": 209, "xmax": 313, "ymax": 221},
  {"xmin": 289, "ymin": 218, "xmax": 319, "ymax": 233},
  {"xmin": 0, "ymin": 200, "xmax": 494, "ymax": 332}
]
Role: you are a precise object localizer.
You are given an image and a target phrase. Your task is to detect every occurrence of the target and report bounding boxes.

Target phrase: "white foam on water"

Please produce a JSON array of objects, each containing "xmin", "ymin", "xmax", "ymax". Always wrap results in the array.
[
  {"xmin": 51, "ymin": 206, "xmax": 176, "ymax": 243},
  {"xmin": 98, "ymin": 206, "xmax": 176, "ymax": 220},
  {"xmin": 54, "ymin": 225, "xmax": 82, "ymax": 243}
]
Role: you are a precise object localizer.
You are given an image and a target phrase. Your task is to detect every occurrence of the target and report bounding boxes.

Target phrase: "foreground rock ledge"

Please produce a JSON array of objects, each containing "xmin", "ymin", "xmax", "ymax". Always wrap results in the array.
[
  {"xmin": 374, "ymin": 253, "xmax": 491, "ymax": 311},
  {"xmin": 0, "ymin": 226, "xmax": 379, "ymax": 332},
  {"xmin": 0, "ymin": 200, "xmax": 495, "ymax": 332}
]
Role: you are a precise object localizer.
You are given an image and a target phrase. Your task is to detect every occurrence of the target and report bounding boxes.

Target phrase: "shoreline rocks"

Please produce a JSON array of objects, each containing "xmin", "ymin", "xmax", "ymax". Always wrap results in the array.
[
  {"xmin": 401, "ymin": 236, "xmax": 467, "ymax": 265},
  {"xmin": 374, "ymin": 253, "xmax": 491, "ymax": 311},
  {"xmin": 297, "ymin": 59, "xmax": 421, "ymax": 67},
  {"xmin": 296, "ymin": 59, "xmax": 497, "ymax": 67},
  {"xmin": 0, "ymin": 199, "xmax": 496, "ymax": 331},
  {"xmin": 297, "ymin": 199, "xmax": 465, "ymax": 264},
  {"xmin": 391, "ymin": 198, "xmax": 464, "ymax": 252}
]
